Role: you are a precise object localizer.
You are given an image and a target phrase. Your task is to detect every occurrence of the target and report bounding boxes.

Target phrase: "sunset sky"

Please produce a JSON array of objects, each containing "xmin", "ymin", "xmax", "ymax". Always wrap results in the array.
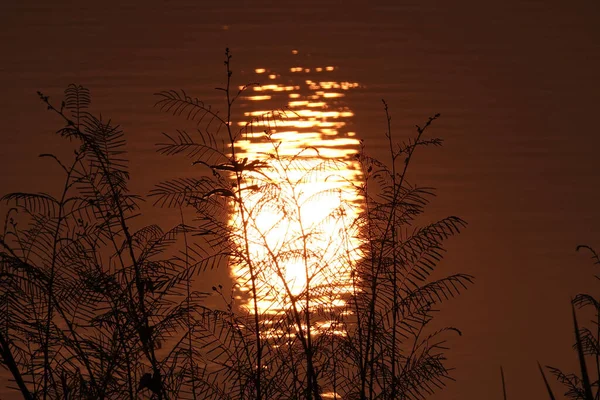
[{"xmin": 1, "ymin": 1, "xmax": 600, "ymax": 398}]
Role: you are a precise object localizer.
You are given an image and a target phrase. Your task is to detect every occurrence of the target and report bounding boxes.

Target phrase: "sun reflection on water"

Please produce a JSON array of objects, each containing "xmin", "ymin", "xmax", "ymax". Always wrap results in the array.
[{"xmin": 229, "ymin": 61, "xmax": 363, "ymax": 318}]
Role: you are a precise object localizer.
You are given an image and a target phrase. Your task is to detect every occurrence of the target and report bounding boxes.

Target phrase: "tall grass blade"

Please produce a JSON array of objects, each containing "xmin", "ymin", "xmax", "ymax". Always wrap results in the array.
[
  {"xmin": 500, "ymin": 366, "xmax": 507, "ymax": 400},
  {"xmin": 537, "ymin": 361, "xmax": 556, "ymax": 400},
  {"xmin": 573, "ymin": 302, "xmax": 595, "ymax": 400}
]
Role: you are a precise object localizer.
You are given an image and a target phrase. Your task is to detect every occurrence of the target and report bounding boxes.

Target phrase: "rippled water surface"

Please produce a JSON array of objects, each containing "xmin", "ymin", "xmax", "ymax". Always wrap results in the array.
[
  {"xmin": 230, "ymin": 66, "xmax": 363, "ymax": 315},
  {"xmin": 1, "ymin": 0, "xmax": 600, "ymax": 398}
]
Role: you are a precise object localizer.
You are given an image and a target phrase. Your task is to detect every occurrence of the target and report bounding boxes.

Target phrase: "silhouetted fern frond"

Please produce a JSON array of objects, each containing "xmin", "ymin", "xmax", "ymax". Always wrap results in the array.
[
  {"xmin": 154, "ymin": 90, "xmax": 227, "ymax": 137},
  {"xmin": 149, "ymin": 177, "xmax": 233, "ymax": 219},
  {"xmin": 547, "ymin": 366, "xmax": 588, "ymax": 400},
  {"xmin": 64, "ymin": 84, "xmax": 91, "ymax": 130},
  {"xmin": 572, "ymin": 293, "xmax": 600, "ymax": 310},
  {"xmin": 157, "ymin": 130, "xmax": 228, "ymax": 166},
  {"xmin": 397, "ymin": 274, "xmax": 474, "ymax": 316},
  {"xmin": 1, "ymin": 192, "xmax": 59, "ymax": 217}
]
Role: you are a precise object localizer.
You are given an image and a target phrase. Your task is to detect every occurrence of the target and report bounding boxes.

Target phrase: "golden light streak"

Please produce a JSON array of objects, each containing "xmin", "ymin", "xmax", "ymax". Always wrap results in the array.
[
  {"xmin": 289, "ymin": 100, "xmax": 308, "ymax": 107},
  {"xmin": 246, "ymin": 95, "xmax": 272, "ymax": 101},
  {"xmin": 230, "ymin": 63, "xmax": 362, "ymax": 316},
  {"xmin": 253, "ymin": 84, "xmax": 299, "ymax": 92}
]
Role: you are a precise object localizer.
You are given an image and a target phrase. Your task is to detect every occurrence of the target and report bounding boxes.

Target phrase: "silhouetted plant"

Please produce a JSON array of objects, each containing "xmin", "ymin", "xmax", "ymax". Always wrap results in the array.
[
  {"xmin": 152, "ymin": 49, "xmax": 472, "ymax": 400},
  {"xmin": 0, "ymin": 85, "xmax": 219, "ymax": 399},
  {"xmin": 151, "ymin": 49, "xmax": 342, "ymax": 400},
  {"xmin": 0, "ymin": 49, "xmax": 472, "ymax": 400},
  {"xmin": 328, "ymin": 102, "xmax": 473, "ymax": 400},
  {"xmin": 537, "ymin": 245, "xmax": 600, "ymax": 400}
]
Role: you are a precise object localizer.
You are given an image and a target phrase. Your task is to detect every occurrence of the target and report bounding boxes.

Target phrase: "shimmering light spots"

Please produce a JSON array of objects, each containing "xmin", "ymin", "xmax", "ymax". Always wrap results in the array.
[
  {"xmin": 270, "ymin": 131, "xmax": 320, "ymax": 142},
  {"xmin": 318, "ymin": 81, "xmax": 359, "ymax": 91},
  {"xmin": 253, "ymin": 84, "xmax": 297, "ymax": 92},
  {"xmin": 294, "ymin": 109, "xmax": 350, "ymax": 118},
  {"xmin": 289, "ymin": 100, "xmax": 309, "ymax": 107},
  {"xmin": 255, "ymin": 68, "xmax": 266, "ymax": 74},
  {"xmin": 232, "ymin": 62, "xmax": 363, "ymax": 317},
  {"xmin": 340, "ymin": 82, "xmax": 359, "ymax": 90},
  {"xmin": 319, "ymin": 82, "xmax": 337, "ymax": 89},
  {"xmin": 246, "ymin": 95, "xmax": 271, "ymax": 101},
  {"xmin": 306, "ymin": 80, "xmax": 321, "ymax": 90}
]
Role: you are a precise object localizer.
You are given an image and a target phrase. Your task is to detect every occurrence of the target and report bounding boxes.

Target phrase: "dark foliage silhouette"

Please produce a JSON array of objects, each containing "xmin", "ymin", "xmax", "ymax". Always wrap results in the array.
[
  {"xmin": 0, "ymin": 50, "xmax": 472, "ymax": 399},
  {"xmin": 500, "ymin": 246, "xmax": 600, "ymax": 399},
  {"xmin": 539, "ymin": 246, "xmax": 600, "ymax": 400}
]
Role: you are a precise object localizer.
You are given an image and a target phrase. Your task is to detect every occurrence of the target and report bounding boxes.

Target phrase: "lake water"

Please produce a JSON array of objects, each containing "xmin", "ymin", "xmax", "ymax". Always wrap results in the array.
[{"xmin": 1, "ymin": 0, "xmax": 600, "ymax": 398}]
